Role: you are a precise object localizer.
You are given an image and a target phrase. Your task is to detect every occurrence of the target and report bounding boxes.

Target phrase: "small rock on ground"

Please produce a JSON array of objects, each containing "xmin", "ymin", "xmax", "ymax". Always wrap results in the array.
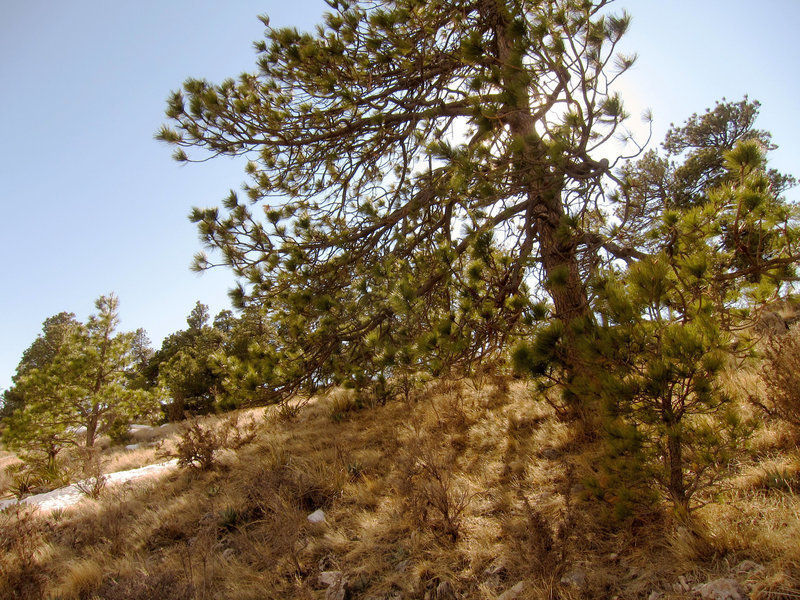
[
  {"xmin": 561, "ymin": 568, "xmax": 587, "ymax": 589},
  {"xmin": 695, "ymin": 578, "xmax": 749, "ymax": 600},
  {"xmin": 319, "ymin": 571, "xmax": 348, "ymax": 600},
  {"xmin": 308, "ymin": 508, "xmax": 326, "ymax": 523},
  {"xmin": 319, "ymin": 571, "xmax": 344, "ymax": 587},
  {"xmin": 498, "ymin": 581, "xmax": 525, "ymax": 600}
]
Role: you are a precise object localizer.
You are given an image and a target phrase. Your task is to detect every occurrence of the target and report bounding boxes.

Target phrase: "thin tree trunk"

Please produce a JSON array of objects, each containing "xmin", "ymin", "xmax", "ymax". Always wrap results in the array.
[
  {"xmin": 86, "ymin": 412, "xmax": 98, "ymax": 447},
  {"xmin": 492, "ymin": 3, "xmax": 593, "ymax": 398},
  {"xmin": 667, "ymin": 427, "xmax": 688, "ymax": 514}
]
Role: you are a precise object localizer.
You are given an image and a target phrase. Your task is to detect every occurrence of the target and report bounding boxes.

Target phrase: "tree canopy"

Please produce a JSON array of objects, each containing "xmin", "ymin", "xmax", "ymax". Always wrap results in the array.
[
  {"xmin": 1, "ymin": 311, "xmax": 78, "ymax": 421},
  {"xmin": 158, "ymin": 2, "xmax": 800, "ymax": 516},
  {"xmin": 160, "ymin": 0, "xmax": 649, "ymax": 400},
  {"xmin": 3, "ymin": 295, "xmax": 156, "ymax": 468}
]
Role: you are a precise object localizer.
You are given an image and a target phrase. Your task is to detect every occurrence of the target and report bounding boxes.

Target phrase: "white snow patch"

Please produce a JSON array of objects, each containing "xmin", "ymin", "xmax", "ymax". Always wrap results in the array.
[
  {"xmin": 0, "ymin": 459, "xmax": 178, "ymax": 514},
  {"xmin": 128, "ymin": 424, "xmax": 151, "ymax": 431}
]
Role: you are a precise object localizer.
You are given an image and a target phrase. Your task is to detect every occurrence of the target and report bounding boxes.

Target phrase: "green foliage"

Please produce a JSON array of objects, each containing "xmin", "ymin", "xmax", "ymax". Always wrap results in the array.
[
  {"xmin": 145, "ymin": 302, "xmax": 230, "ymax": 419},
  {"xmin": 153, "ymin": 3, "xmax": 800, "ymax": 523},
  {"xmin": 512, "ymin": 321, "xmax": 564, "ymax": 378},
  {"xmin": 160, "ymin": 0, "xmax": 640, "ymax": 401},
  {"xmin": 587, "ymin": 134, "xmax": 797, "ymax": 516},
  {"xmin": 3, "ymin": 295, "xmax": 157, "ymax": 474},
  {"xmin": 1, "ymin": 312, "xmax": 78, "ymax": 420},
  {"xmin": 186, "ymin": 301, "xmax": 210, "ymax": 332}
]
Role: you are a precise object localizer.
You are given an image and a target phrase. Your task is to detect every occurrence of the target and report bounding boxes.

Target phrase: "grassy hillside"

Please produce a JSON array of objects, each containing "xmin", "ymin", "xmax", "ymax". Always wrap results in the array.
[{"xmin": 1, "ymin": 378, "xmax": 799, "ymax": 599}]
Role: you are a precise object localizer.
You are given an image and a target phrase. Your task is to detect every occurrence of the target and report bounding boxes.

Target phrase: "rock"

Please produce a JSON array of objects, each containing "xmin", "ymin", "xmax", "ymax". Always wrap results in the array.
[
  {"xmin": 125, "ymin": 443, "xmax": 140, "ymax": 451},
  {"xmin": 319, "ymin": 571, "xmax": 348, "ymax": 600},
  {"xmin": 733, "ymin": 561, "xmax": 765, "ymax": 576},
  {"xmin": 326, "ymin": 580, "xmax": 348, "ymax": 600},
  {"xmin": 561, "ymin": 568, "xmax": 587, "ymax": 589},
  {"xmin": 695, "ymin": 578, "xmax": 749, "ymax": 600},
  {"xmin": 319, "ymin": 571, "xmax": 344, "ymax": 586},
  {"xmin": 308, "ymin": 509, "xmax": 326, "ymax": 523},
  {"xmin": 498, "ymin": 581, "xmax": 525, "ymax": 600}
]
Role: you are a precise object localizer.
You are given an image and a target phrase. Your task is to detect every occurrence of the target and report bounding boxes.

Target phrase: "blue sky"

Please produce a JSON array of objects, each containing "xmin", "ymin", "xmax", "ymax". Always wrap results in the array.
[{"xmin": 1, "ymin": 1, "xmax": 798, "ymax": 390}]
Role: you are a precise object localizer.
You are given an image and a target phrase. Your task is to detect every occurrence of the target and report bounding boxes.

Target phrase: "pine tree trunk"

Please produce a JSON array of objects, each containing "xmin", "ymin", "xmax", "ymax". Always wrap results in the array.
[
  {"xmin": 663, "ymin": 392, "xmax": 689, "ymax": 514},
  {"xmin": 86, "ymin": 413, "xmax": 98, "ymax": 447},
  {"xmin": 491, "ymin": 7, "xmax": 590, "ymax": 326},
  {"xmin": 535, "ymin": 210, "xmax": 590, "ymax": 323},
  {"xmin": 491, "ymin": 4, "xmax": 592, "ymax": 392},
  {"xmin": 47, "ymin": 446, "xmax": 58, "ymax": 475},
  {"xmin": 667, "ymin": 428, "xmax": 688, "ymax": 514}
]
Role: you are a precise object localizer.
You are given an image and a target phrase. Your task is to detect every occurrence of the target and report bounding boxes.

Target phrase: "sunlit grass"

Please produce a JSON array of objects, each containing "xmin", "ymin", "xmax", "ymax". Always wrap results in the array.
[{"xmin": 0, "ymin": 379, "xmax": 798, "ymax": 599}]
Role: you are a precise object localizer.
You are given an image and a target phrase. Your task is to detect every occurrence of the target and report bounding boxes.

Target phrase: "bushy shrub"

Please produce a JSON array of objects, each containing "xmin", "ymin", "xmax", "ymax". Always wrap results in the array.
[
  {"xmin": 74, "ymin": 446, "xmax": 107, "ymax": 499},
  {"xmin": 397, "ymin": 438, "xmax": 473, "ymax": 542},
  {"xmin": 106, "ymin": 417, "xmax": 133, "ymax": 445},
  {"xmin": 174, "ymin": 414, "xmax": 258, "ymax": 470},
  {"xmin": 0, "ymin": 506, "xmax": 49, "ymax": 598},
  {"xmin": 174, "ymin": 420, "xmax": 223, "ymax": 470},
  {"xmin": 7, "ymin": 460, "xmax": 68, "ymax": 499}
]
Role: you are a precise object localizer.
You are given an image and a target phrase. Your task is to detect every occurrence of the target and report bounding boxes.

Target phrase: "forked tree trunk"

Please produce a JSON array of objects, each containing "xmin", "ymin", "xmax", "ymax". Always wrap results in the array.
[{"xmin": 490, "ymin": 2, "xmax": 590, "ymax": 323}]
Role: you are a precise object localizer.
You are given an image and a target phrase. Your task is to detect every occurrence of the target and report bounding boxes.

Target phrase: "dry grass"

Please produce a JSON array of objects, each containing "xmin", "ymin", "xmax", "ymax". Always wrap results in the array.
[
  {"xmin": 0, "ymin": 451, "xmax": 22, "ymax": 497},
  {"xmin": 0, "ymin": 379, "xmax": 798, "ymax": 599},
  {"xmin": 51, "ymin": 556, "xmax": 105, "ymax": 599},
  {"xmin": 0, "ymin": 408, "xmax": 267, "ymax": 502}
]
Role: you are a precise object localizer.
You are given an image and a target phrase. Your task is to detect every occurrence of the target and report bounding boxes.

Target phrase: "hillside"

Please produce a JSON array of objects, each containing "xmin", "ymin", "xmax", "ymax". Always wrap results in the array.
[{"xmin": 1, "ymin": 378, "xmax": 799, "ymax": 600}]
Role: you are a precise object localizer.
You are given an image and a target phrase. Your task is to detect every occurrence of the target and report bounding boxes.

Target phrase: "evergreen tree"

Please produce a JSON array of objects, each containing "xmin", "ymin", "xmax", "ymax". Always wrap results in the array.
[
  {"xmin": 1, "ymin": 312, "xmax": 78, "ymax": 420},
  {"xmin": 513, "ymin": 100, "xmax": 799, "ymax": 516},
  {"xmin": 159, "ymin": 0, "xmax": 643, "ymax": 402},
  {"xmin": 186, "ymin": 301, "xmax": 210, "ymax": 332},
  {"xmin": 152, "ymin": 302, "xmax": 227, "ymax": 419},
  {"xmin": 588, "ymin": 137, "xmax": 798, "ymax": 517},
  {"xmin": 3, "ymin": 295, "xmax": 156, "ymax": 467}
]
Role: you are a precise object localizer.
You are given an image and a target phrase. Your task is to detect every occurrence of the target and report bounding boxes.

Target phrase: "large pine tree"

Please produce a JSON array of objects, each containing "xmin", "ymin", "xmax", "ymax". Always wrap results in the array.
[{"xmin": 159, "ymin": 0, "xmax": 643, "ymax": 399}]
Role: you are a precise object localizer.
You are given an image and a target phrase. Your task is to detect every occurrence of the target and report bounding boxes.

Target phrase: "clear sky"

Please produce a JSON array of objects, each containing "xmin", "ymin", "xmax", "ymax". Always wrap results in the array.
[{"xmin": 1, "ymin": 1, "xmax": 798, "ymax": 391}]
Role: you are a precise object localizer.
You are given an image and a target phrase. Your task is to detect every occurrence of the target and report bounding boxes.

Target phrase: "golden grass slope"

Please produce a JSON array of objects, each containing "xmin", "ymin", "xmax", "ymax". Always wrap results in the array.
[{"xmin": 1, "ymin": 379, "xmax": 799, "ymax": 599}]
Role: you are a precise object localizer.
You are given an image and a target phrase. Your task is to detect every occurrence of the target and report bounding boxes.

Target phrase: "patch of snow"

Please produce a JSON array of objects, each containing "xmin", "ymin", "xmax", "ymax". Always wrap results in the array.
[
  {"xmin": 0, "ymin": 459, "xmax": 178, "ymax": 514},
  {"xmin": 128, "ymin": 424, "xmax": 151, "ymax": 430}
]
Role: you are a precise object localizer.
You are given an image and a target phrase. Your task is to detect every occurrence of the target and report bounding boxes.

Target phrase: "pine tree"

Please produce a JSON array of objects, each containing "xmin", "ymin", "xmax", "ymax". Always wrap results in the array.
[
  {"xmin": 3, "ymin": 295, "xmax": 156, "ymax": 469},
  {"xmin": 151, "ymin": 302, "xmax": 228, "ymax": 418},
  {"xmin": 587, "ymin": 136, "xmax": 798, "ymax": 517},
  {"xmin": 0, "ymin": 312, "xmax": 78, "ymax": 420},
  {"xmin": 158, "ymin": 0, "xmax": 643, "ymax": 402}
]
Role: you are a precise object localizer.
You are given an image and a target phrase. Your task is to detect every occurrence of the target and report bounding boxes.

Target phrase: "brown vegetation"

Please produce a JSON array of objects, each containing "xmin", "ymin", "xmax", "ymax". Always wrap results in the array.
[{"xmin": 0, "ymin": 379, "xmax": 798, "ymax": 599}]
